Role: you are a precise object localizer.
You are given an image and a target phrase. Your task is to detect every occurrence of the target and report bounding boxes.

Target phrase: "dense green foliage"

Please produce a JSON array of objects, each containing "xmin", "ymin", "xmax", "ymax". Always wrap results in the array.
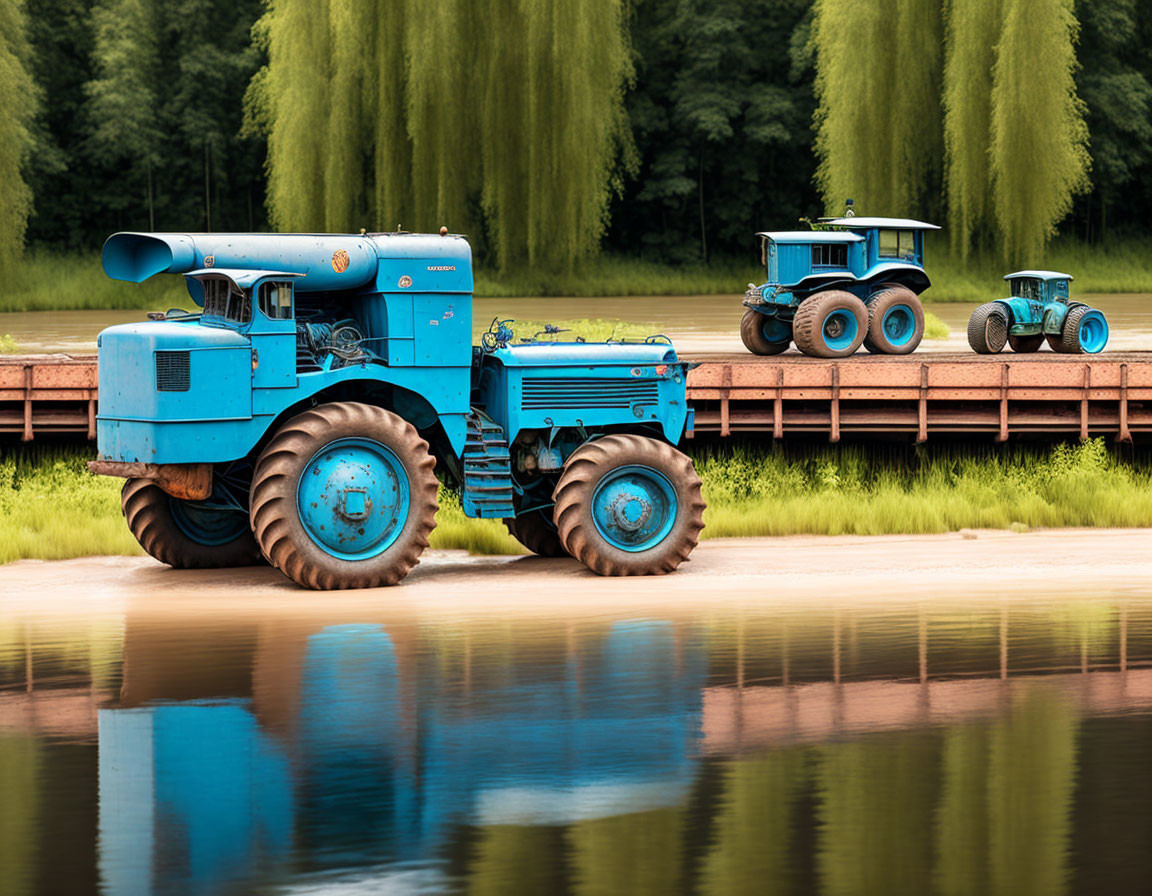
[
  {"xmin": 0, "ymin": 0, "xmax": 36, "ymax": 270},
  {"xmin": 3, "ymin": 440, "xmax": 1150, "ymax": 563},
  {"xmin": 2, "ymin": 0, "xmax": 1150, "ymax": 277}
]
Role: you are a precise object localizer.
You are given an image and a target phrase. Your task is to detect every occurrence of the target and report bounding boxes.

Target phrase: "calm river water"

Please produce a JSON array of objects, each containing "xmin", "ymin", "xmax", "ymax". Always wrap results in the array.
[
  {"xmin": 4, "ymin": 293, "xmax": 1152, "ymax": 355},
  {"xmin": 3, "ymin": 589, "xmax": 1152, "ymax": 894}
]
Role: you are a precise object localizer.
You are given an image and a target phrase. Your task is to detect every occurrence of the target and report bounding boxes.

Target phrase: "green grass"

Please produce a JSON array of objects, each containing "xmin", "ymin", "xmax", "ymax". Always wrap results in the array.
[
  {"xmin": 695, "ymin": 439, "xmax": 1152, "ymax": 537},
  {"xmin": 3, "ymin": 440, "xmax": 1150, "ymax": 564},
  {"xmin": 922, "ymin": 235, "xmax": 1152, "ymax": 302},
  {"xmin": 0, "ymin": 334, "xmax": 17, "ymax": 353},
  {"xmin": 4, "ymin": 237, "xmax": 1146, "ymax": 313},
  {"xmin": 0, "ymin": 252, "xmax": 189, "ymax": 313},
  {"xmin": 0, "ymin": 448, "xmax": 142, "ymax": 564}
]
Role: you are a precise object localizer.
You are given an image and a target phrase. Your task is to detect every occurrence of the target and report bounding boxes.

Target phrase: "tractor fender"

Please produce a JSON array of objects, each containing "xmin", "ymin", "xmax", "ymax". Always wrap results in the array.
[
  {"xmin": 1041, "ymin": 301, "xmax": 1090, "ymax": 336},
  {"xmin": 861, "ymin": 263, "xmax": 931, "ymax": 295}
]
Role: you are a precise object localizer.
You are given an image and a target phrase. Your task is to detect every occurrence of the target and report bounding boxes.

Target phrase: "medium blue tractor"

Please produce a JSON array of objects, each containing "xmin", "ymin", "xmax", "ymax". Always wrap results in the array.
[
  {"xmin": 967, "ymin": 271, "xmax": 1109, "ymax": 354},
  {"xmin": 89, "ymin": 231, "xmax": 705, "ymax": 589},
  {"xmin": 741, "ymin": 215, "xmax": 940, "ymax": 357}
]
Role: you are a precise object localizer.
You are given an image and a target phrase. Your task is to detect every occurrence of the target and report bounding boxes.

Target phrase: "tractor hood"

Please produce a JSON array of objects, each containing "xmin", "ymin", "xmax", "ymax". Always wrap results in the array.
[{"xmin": 490, "ymin": 342, "xmax": 680, "ymax": 367}]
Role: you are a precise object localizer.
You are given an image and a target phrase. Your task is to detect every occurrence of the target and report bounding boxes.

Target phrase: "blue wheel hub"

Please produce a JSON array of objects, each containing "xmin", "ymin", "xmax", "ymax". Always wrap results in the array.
[
  {"xmin": 170, "ymin": 499, "xmax": 249, "ymax": 546},
  {"xmin": 1077, "ymin": 310, "xmax": 1108, "ymax": 353},
  {"xmin": 591, "ymin": 464, "xmax": 678, "ymax": 552},
  {"xmin": 297, "ymin": 438, "xmax": 410, "ymax": 560},
  {"xmin": 760, "ymin": 316, "xmax": 791, "ymax": 344},
  {"xmin": 881, "ymin": 304, "xmax": 916, "ymax": 346},
  {"xmin": 822, "ymin": 308, "xmax": 858, "ymax": 351}
]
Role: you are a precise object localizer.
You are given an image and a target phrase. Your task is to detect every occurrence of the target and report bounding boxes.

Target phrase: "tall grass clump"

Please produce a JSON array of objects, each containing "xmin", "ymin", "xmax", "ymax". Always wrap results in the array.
[
  {"xmin": 0, "ymin": 334, "xmax": 17, "ymax": 352},
  {"xmin": 0, "ymin": 447, "xmax": 140, "ymax": 564},
  {"xmin": 695, "ymin": 439, "xmax": 1152, "ymax": 538}
]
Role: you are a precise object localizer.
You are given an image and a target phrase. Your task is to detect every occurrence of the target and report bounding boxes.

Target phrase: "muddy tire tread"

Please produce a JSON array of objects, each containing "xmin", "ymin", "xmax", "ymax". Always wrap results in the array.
[
  {"xmin": 249, "ymin": 402, "xmax": 439, "ymax": 590},
  {"xmin": 792, "ymin": 291, "xmax": 867, "ymax": 358},
  {"xmin": 552, "ymin": 434, "xmax": 705, "ymax": 576},
  {"xmin": 122, "ymin": 478, "xmax": 262, "ymax": 569}
]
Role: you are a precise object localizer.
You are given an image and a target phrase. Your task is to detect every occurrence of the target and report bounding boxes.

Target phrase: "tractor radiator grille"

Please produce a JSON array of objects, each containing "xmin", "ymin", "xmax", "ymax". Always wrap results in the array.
[
  {"xmin": 155, "ymin": 351, "xmax": 191, "ymax": 392},
  {"xmin": 521, "ymin": 377, "xmax": 658, "ymax": 410}
]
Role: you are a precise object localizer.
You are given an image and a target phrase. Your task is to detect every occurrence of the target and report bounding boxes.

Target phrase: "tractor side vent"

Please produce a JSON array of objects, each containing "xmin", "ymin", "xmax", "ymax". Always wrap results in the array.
[
  {"xmin": 522, "ymin": 377, "xmax": 659, "ymax": 410},
  {"xmin": 155, "ymin": 351, "xmax": 191, "ymax": 392}
]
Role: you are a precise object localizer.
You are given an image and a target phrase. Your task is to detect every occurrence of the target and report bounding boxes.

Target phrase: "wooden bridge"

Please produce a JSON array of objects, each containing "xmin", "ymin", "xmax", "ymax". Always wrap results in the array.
[{"xmin": 4, "ymin": 351, "xmax": 1152, "ymax": 442}]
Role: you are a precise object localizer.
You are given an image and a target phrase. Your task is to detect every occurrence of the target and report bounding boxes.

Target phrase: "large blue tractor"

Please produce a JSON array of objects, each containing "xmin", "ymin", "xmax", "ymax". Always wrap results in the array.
[
  {"xmin": 89, "ymin": 232, "xmax": 705, "ymax": 589},
  {"xmin": 741, "ymin": 215, "xmax": 939, "ymax": 357}
]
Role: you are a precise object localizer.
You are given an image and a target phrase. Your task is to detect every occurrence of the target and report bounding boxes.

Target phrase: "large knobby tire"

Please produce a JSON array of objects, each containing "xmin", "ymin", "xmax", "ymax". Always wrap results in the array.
[
  {"xmin": 792, "ymin": 291, "xmax": 868, "ymax": 358},
  {"xmin": 864, "ymin": 285, "xmax": 924, "ymax": 354},
  {"xmin": 122, "ymin": 478, "xmax": 262, "ymax": 569},
  {"xmin": 250, "ymin": 402, "xmax": 439, "ymax": 590},
  {"xmin": 1050, "ymin": 305, "xmax": 1109, "ymax": 354},
  {"xmin": 504, "ymin": 508, "xmax": 566, "ymax": 557},
  {"xmin": 967, "ymin": 302, "xmax": 1009, "ymax": 354},
  {"xmin": 553, "ymin": 434, "xmax": 705, "ymax": 576},
  {"xmin": 740, "ymin": 309, "xmax": 791, "ymax": 355},
  {"xmin": 1008, "ymin": 333, "xmax": 1044, "ymax": 353}
]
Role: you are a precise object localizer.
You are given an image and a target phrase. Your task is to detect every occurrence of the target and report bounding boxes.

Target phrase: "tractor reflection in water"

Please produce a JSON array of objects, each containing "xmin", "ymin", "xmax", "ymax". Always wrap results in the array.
[
  {"xmin": 94, "ymin": 619, "xmax": 703, "ymax": 893},
  {"xmin": 968, "ymin": 271, "xmax": 1109, "ymax": 354}
]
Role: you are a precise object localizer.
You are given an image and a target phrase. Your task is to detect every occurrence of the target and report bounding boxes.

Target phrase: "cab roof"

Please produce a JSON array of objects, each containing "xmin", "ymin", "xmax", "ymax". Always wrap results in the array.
[
  {"xmin": 755, "ymin": 231, "xmax": 864, "ymax": 243},
  {"xmin": 824, "ymin": 217, "xmax": 941, "ymax": 230},
  {"xmin": 1004, "ymin": 270, "xmax": 1073, "ymax": 282},
  {"xmin": 185, "ymin": 268, "xmax": 304, "ymax": 289}
]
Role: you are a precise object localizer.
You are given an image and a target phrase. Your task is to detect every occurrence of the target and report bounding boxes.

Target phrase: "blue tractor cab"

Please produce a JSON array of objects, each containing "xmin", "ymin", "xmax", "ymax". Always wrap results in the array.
[
  {"xmin": 967, "ymin": 271, "xmax": 1108, "ymax": 354},
  {"xmin": 741, "ymin": 215, "xmax": 939, "ymax": 358},
  {"xmin": 90, "ymin": 231, "xmax": 706, "ymax": 589}
]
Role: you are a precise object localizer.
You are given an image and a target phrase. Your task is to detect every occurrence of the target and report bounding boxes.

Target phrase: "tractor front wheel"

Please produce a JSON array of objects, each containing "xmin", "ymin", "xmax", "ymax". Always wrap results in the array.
[
  {"xmin": 967, "ymin": 303, "xmax": 1009, "ymax": 354},
  {"xmin": 792, "ymin": 291, "xmax": 868, "ymax": 358},
  {"xmin": 864, "ymin": 285, "xmax": 924, "ymax": 354},
  {"xmin": 552, "ymin": 435, "xmax": 705, "ymax": 576},
  {"xmin": 122, "ymin": 478, "xmax": 262, "ymax": 568},
  {"xmin": 740, "ymin": 309, "xmax": 791, "ymax": 355},
  {"xmin": 504, "ymin": 507, "xmax": 566, "ymax": 557},
  {"xmin": 249, "ymin": 402, "xmax": 439, "ymax": 590},
  {"xmin": 1008, "ymin": 334, "xmax": 1044, "ymax": 353}
]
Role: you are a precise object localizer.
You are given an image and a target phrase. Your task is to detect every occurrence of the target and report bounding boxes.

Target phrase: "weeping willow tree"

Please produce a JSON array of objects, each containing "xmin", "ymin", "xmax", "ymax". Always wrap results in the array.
[
  {"xmin": 812, "ymin": 0, "xmax": 943, "ymax": 217},
  {"xmin": 989, "ymin": 0, "xmax": 1090, "ymax": 265},
  {"xmin": 250, "ymin": 0, "xmax": 633, "ymax": 267},
  {"xmin": 0, "ymin": 0, "xmax": 37, "ymax": 270},
  {"xmin": 481, "ymin": 0, "xmax": 635, "ymax": 268},
  {"xmin": 943, "ymin": 0, "xmax": 1002, "ymax": 259}
]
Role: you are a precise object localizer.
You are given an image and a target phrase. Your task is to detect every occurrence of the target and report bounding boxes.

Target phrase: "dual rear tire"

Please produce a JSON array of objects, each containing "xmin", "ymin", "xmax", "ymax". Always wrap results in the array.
[{"xmin": 748, "ymin": 286, "xmax": 924, "ymax": 358}]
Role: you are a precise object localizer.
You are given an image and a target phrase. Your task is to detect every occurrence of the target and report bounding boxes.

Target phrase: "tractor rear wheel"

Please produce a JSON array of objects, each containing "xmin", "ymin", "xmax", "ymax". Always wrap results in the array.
[
  {"xmin": 1050, "ymin": 305, "xmax": 1109, "ymax": 354},
  {"xmin": 967, "ymin": 303, "xmax": 1009, "ymax": 354},
  {"xmin": 1008, "ymin": 334, "xmax": 1044, "ymax": 353},
  {"xmin": 792, "ymin": 291, "xmax": 868, "ymax": 358},
  {"xmin": 249, "ymin": 402, "xmax": 439, "ymax": 590},
  {"xmin": 864, "ymin": 285, "xmax": 924, "ymax": 354},
  {"xmin": 553, "ymin": 434, "xmax": 705, "ymax": 576},
  {"xmin": 504, "ymin": 507, "xmax": 566, "ymax": 557},
  {"xmin": 122, "ymin": 478, "xmax": 262, "ymax": 569},
  {"xmin": 740, "ymin": 309, "xmax": 791, "ymax": 355}
]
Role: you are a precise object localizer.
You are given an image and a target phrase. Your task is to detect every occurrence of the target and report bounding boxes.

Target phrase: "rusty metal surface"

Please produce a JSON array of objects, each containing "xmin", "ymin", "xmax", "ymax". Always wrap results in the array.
[
  {"xmin": 6, "ymin": 351, "xmax": 1152, "ymax": 442},
  {"xmin": 88, "ymin": 460, "xmax": 213, "ymax": 500}
]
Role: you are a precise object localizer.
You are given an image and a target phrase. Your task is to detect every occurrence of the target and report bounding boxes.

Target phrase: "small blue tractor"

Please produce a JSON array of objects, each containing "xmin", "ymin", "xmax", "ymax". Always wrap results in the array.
[
  {"xmin": 741, "ymin": 214, "xmax": 940, "ymax": 358},
  {"xmin": 967, "ymin": 271, "xmax": 1109, "ymax": 354},
  {"xmin": 89, "ymin": 231, "xmax": 705, "ymax": 589}
]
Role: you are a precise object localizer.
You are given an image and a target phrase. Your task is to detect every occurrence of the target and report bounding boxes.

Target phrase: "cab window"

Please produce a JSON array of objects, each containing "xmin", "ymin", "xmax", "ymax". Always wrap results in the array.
[
  {"xmin": 202, "ymin": 278, "xmax": 250, "ymax": 324},
  {"xmin": 1011, "ymin": 279, "xmax": 1042, "ymax": 301},
  {"xmin": 258, "ymin": 281, "xmax": 294, "ymax": 320},
  {"xmin": 878, "ymin": 230, "xmax": 916, "ymax": 259}
]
